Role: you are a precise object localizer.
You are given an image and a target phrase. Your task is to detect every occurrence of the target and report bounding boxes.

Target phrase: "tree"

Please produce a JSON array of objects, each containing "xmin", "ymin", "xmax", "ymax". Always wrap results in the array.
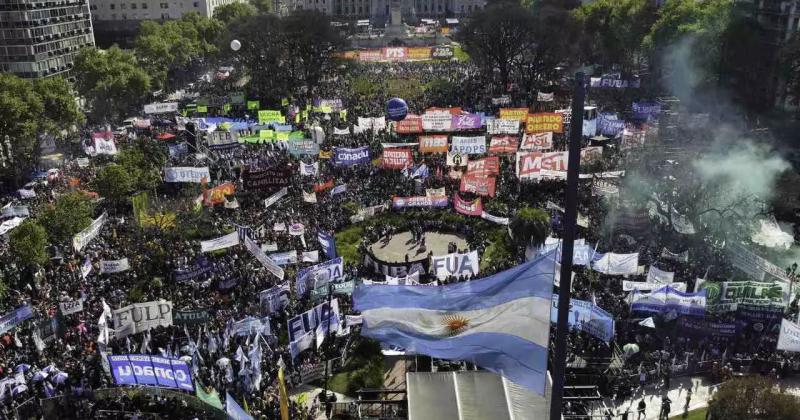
[
  {"xmin": 510, "ymin": 206, "xmax": 551, "ymax": 248},
  {"xmin": 249, "ymin": 0, "xmax": 273, "ymax": 14},
  {"xmin": 214, "ymin": 2, "xmax": 256, "ymax": 25},
  {"xmin": 457, "ymin": 0, "xmax": 537, "ymax": 88},
  {"xmin": 93, "ymin": 164, "xmax": 135, "ymax": 208},
  {"xmin": 38, "ymin": 192, "xmax": 95, "ymax": 244},
  {"xmin": 9, "ymin": 221, "xmax": 49, "ymax": 267},
  {"xmin": 72, "ymin": 46, "xmax": 151, "ymax": 123},
  {"xmin": 228, "ymin": 11, "xmax": 344, "ymax": 101},
  {"xmin": 708, "ymin": 376, "xmax": 800, "ymax": 420},
  {"xmin": 574, "ymin": 0, "xmax": 657, "ymax": 72},
  {"xmin": 116, "ymin": 138, "xmax": 167, "ymax": 193},
  {"xmin": 0, "ymin": 73, "xmax": 44, "ymax": 184},
  {"xmin": 135, "ymin": 13, "xmax": 223, "ymax": 90},
  {"xmin": 32, "ymin": 77, "xmax": 85, "ymax": 137}
]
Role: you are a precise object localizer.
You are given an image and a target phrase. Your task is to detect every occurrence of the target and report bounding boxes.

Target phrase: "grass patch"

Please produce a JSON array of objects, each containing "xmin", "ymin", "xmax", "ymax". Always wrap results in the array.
[
  {"xmin": 335, "ymin": 225, "xmax": 365, "ymax": 266},
  {"xmin": 453, "ymin": 45, "xmax": 470, "ymax": 61},
  {"xmin": 326, "ymin": 371, "xmax": 354, "ymax": 395},
  {"xmin": 670, "ymin": 407, "xmax": 707, "ymax": 420}
]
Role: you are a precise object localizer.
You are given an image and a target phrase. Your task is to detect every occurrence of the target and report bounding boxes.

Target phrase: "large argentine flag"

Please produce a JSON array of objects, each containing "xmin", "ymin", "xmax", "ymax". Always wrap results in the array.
[{"xmin": 353, "ymin": 251, "xmax": 556, "ymax": 395}]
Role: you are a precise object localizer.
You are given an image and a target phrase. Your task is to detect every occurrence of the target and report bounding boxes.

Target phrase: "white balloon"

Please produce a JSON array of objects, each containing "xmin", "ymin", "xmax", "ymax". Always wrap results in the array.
[{"xmin": 230, "ymin": 39, "xmax": 241, "ymax": 51}]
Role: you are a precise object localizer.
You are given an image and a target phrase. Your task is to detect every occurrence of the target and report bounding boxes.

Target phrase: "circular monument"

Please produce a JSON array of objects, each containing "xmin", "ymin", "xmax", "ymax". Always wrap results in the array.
[{"xmin": 368, "ymin": 231, "xmax": 467, "ymax": 263}]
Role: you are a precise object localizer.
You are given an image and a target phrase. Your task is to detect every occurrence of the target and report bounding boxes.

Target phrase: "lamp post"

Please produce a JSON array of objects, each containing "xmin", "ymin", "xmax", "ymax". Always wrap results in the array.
[{"xmin": 549, "ymin": 72, "xmax": 585, "ymax": 420}]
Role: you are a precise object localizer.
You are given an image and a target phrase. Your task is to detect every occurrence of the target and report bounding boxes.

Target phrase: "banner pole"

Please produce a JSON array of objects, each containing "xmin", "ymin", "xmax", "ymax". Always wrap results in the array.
[{"xmin": 549, "ymin": 72, "xmax": 585, "ymax": 420}]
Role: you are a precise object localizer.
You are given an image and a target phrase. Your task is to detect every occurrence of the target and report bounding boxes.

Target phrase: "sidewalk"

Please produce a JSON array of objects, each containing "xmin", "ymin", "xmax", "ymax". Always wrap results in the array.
[{"xmin": 600, "ymin": 375, "xmax": 800, "ymax": 419}]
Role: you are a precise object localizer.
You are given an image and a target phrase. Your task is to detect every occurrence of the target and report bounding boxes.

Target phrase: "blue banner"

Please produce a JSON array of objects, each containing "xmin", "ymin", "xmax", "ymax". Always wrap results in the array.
[
  {"xmin": 317, "ymin": 231, "xmax": 337, "ymax": 260},
  {"xmin": 676, "ymin": 318, "xmax": 738, "ymax": 337},
  {"xmin": 632, "ymin": 102, "xmax": 661, "ymax": 119},
  {"xmin": 259, "ymin": 284, "xmax": 290, "ymax": 315},
  {"xmin": 550, "ymin": 295, "xmax": 615, "ymax": 342},
  {"xmin": 0, "ymin": 306, "xmax": 33, "ymax": 335},
  {"xmin": 630, "ymin": 286, "xmax": 707, "ymax": 317},
  {"xmin": 295, "ymin": 257, "xmax": 344, "ymax": 295},
  {"xmin": 173, "ymin": 256, "xmax": 213, "ymax": 281},
  {"xmin": 108, "ymin": 354, "xmax": 194, "ymax": 392},
  {"xmin": 168, "ymin": 142, "xmax": 188, "ymax": 159},
  {"xmin": 332, "ymin": 146, "xmax": 370, "ymax": 166},
  {"xmin": 597, "ymin": 114, "xmax": 625, "ymax": 137}
]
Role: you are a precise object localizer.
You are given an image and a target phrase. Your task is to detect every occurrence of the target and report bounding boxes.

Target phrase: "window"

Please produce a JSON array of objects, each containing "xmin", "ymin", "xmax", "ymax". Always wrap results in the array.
[
  {"xmin": 160, "ymin": 2, "xmax": 167, "ymax": 8},
  {"xmin": 89, "ymin": 4, "xmax": 96, "ymax": 9},
  {"xmin": 193, "ymin": 1, "xmax": 198, "ymax": 6},
  {"xmin": 110, "ymin": 4, "xmax": 115, "ymax": 9},
  {"xmin": 120, "ymin": 3, "xmax": 126, "ymax": 8},
  {"xmin": 131, "ymin": 3, "xmax": 136, "ymax": 8},
  {"xmin": 142, "ymin": 3, "xmax": 147, "ymax": 8}
]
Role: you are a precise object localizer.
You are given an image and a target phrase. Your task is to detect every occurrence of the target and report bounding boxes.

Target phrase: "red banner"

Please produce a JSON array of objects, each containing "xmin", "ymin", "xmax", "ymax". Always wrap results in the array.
[
  {"xmin": 520, "ymin": 132, "xmax": 553, "ymax": 150},
  {"xmin": 313, "ymin": 179, "xmax": 334, "ymax": 192},
  {"xmin": 426, "ymin": 107, "xmax": 463, "ymax": 115},
  {"xmin": 382, "ymin": 148, "xmax": 414, "ymax": 169},
  {"xmin": 395, "ymin": 116, "xmax": 423, "ymax": 134},
  {"xmin": 383, "ymin": 47, "xmax": 408, "ymax": 61},
  {"xmin": 581, "ymin": 146, "xmax": 603, "ymax": 163},
  {"xmin": 460, "ymin": 175, "xmax": 496, "ymax": 197},
  {"xmin": 453, "ymin": 194, "xmax": 483, "ymax": 216},
  {"xmin": 488, "ymin": 136, "xmax": 519, "ymax": 155},
  {"xmin": 465, "ymin": 156, "xmax": 500, "ymax": 178},
  {"xmin": 516, "ymin": 151, "xmax": 568, "ymax": 180}
]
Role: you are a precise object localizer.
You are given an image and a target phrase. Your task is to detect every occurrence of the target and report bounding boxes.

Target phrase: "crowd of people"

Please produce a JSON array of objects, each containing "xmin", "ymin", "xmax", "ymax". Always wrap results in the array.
[{"xmin": 0, "ymin": 56, "xmax": 796, "ymax": 420}]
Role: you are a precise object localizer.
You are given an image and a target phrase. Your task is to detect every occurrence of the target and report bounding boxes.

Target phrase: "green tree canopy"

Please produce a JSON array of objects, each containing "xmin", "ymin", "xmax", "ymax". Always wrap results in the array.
[
  {"xmin": 135, "ymin": 13, "xmax": 223, "ymax": 90},
  {"xmin": 213, "ymin": 2, "xmax": 256, "ymax": 25},
  {"xmin": 33, "ymin": 77, "xmax": 85, "ymax": 138},
  {"xmin": 9, "ymin": 220, "xmax": 49, "ymax": 267},
  {"xmin": 456, "ymin": 1, "xmax": 537, "ymax": 88},
  {"xmin": 92, "ymin": 164, "xmax": 136, "ymax": 207},
  {"xmin": 72, "ymin": 46, "xmax": 151, "ymax": 123},
  {"xmin": 510, "ymin": 206, "xmax": 551, "ymax": 247},
  {"xmin": 38, "ymin": 192, "xmax": 95, "ymax": 244},
  {"xmin": 709, "ymin": 376, "xmax": 800, "ymax": 420},
  {"xmin": 116, "ymin": 137, "xmax": 167, "ymax": 193},
  {"xmin": 248, "ymin": 0, "xmax": 273, "ymax": 14}
]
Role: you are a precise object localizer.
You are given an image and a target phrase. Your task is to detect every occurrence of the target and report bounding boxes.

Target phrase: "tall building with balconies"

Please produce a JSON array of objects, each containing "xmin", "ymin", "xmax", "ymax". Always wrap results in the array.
[{"xmin": 0, "ymin": 0, "xmax": 95, "ymax": 79}]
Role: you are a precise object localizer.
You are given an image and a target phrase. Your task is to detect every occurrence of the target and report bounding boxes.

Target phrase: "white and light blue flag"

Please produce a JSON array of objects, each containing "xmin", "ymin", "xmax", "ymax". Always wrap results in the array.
[{"xmin": 353, "ymin": 251, "xmax": 556, "ymax": 395}]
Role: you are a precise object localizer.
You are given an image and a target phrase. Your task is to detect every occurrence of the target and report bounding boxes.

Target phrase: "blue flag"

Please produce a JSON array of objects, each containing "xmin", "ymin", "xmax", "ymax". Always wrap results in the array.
[
  {"xmin": 353, "ymin": 251, "xmax": 557, "ymax": 395},
  {"xmin": 226, "ymin": 392, "xmax": 253, "ymax": 420},
  {"xmin": 317, "ymin": 230, "xmax": 337, "ymax": 259}
]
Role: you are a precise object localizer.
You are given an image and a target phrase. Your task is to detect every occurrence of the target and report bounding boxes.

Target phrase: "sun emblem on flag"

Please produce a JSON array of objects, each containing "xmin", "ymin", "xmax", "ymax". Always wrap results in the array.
[{"xmin": 442, "ymin": 314, "xmax": 470, "ymax": 336}]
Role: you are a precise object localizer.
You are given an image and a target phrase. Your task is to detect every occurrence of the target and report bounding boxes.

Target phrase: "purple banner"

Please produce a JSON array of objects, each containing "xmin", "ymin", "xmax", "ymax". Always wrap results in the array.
[
  {"xmin": 451, "ymin": 114, "xmax": 482, "ymax": 130},
  {"xmin": 173, "ymin": 257, "xmax": 213, "ymax": 282},
  {"xmin": 109, "ymin": 354, "xmax": 194, "ymax": 392},
  {"xmin": 392, "ymin": 196, "xmax": 449, "ymax": 209},
  {"xmin": 333, "ymin": 147, "xmax": 371, "ymax": 166}
]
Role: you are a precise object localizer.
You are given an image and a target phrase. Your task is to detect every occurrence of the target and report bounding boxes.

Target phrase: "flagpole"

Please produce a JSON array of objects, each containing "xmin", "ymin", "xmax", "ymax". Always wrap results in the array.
[{"xmin": 550, "ymin": 72, "xmax": 585, "ymax": 420}]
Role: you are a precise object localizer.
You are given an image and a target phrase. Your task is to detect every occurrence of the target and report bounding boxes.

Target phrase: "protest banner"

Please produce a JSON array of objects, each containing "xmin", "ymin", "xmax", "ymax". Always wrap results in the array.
[
  {"xmin": 486, "ymin": 119, "xmax": 520, "ymax": 135},
  {"xmin": 481, "ymin": 212, "xmax": 509, "ymax": 225},
  {"xmin": 431, "ymin": 250, "xmax": 480, "ymax": 279},
  {"xmin": 363, "ymin": 251, "xmax": 429, "ymax": 277},
  {"xmin": 590, "ymin": 77, "xmax": 640, "ymax": 88},
  {"xmin": 73, "ymin": 212, "xmax": 108, "ymax": 252},
  {"xmin": 516, "ymin": 151, "xmax": 568, "ymax": 180},
  {"xmin": 520, "ymin": 132, "xmax": 553, "ymax": 150},
  {"xmin": 591, "ymin": 252, "xmax": 639, "ymax": 275},
  {"xmin": 263, "ymin": 187, "xmax": 288, "ymax": 208},
  {"xmin": 778, "ymin": 319, "xmax": 800, "ymax": 352},
  {"xmin": 446, "ymin": 152, "xmax": 468, "ymax": 167},
  {"xmin": 488, "ymin": 135, "xmax": 519, "ymax": 154},
  {"xmin": 451, "ymin": 114, "xmax": 482, "ymax": 130},
  {"xmin": 630, "ymin": 286, "xmax": 706, "ymax": 316},
  {"xmin": 350, "ymin": 203, "xmax": 388, "ymax": 223},
  {"xmin": 450, "ymin": 136, "xmax": 486, "ymax": 154},
  {"xmin": 59, "ymin": 300, "xmax": 83, "ymax": 316},
  {"xmin": 550, "ymin": 296, "xmax": 615, "ymax": 342},
  {"xmin": 453, "ymin": 194, "xmax": 483, "ymax": 216},
  {"xmin": 1, "ymin": 205, "xmax": 29, "ymax": 218},
  {"xmin": 203, "ymin": 182, "xmax": 236, "ymax": 206},
  {"xmin": 164, "ymin": 167, "xmax": 210, "ymax": 183},
  {"xmin": 419, "ymin": 135, "xmax": 448, "ymax": 153},
  {"xmin": 332, "ymin": 147, "xmax": 371, "ymax": 166},
  {"xmin": 491, "ymin": 95, "xmax": 512, "ymax": 106},
  {"xmin": 460, "ymin": 175, "xmax": 496, "ymax": 197},
  {"xmin": 243, "ymin": 167, "xmax": 291, "ymax": 191},
  {"xmin": 296, "ymin": 257, "xmax": 344, "ymax": 295},
  {"xmin": 258, "ymin": 110, "xmax": 284, "ymax": 124},
  {"xmin": 525, "ymin": 113, "xmax": 564, "ymax": 134},
  {"xmin": 269, "ymin": 251, "xmax": 298, "ymax": 266},
  {"xmin": 726, "ymin": 242, "xmax": 791, "ymax": 283},
  {"xmin": 696, "ymin": 279, "xmax": 789, "ymax": 313},
  {"xmin": 200, "ymin": 231, "xmax": 239, "ymax": 253},
  {"xmin": 395, "ymin": 117, "xmax": 423, "ymax": 134},
  {"xmin": 382, "ymin": 149, "xmax": 413, "ymax": 169},
  {"xmin": 144, "ymin": 102, "xmax": 178, "ymax": 114},
  {"xmin": 260, "ymin": 284, "xmax": 291, "ymax": 315},
  {"xmin": 421, "ymin": 112, "xmax": 452, "ymax": 131},
  {"xmin": 0, "ymin": 306, "xmax": 32, "ymax": 335},
  {"xmin": 622, "ymin": 281, "xmax": 687, "ymax": 292},
  {"xmin": 288, "ymin": 299, "xmax": 339, "ymax": 343},
  {"xmin": 464, "ymin": 156, "xmax": 499, "ymax": 178},
  {"xmin": 113, "ymin": 300, "xmax": 173, "ymax": 338},
  {"xmin": 108, "ymin": 354, "xmax": 194, "ymax": 391},
  {"xmin": 288, "ymin": 139, "xmax": 319, "ymax": 156},
  {"xmin": 677, "ymin": 318, "xmax": 737, "ymax": 338},
  {"xmin": 172, "ymin": 309, "xmax": 211, "ymax": 325},
  {"xmin": 100, "ymin": 258, "xmax": 130, "ymax": 274},
  {"xmin": 244, "ymin": 236, "xmax": 285, "ymax": 280},
  {"xmin": 231, "ymin": 316, "xmax": 271, "ymax": 336},
  {"xmin": 499, "ymin": 108, "xmax": 529, "ymax": 121},
  {"xmin": 392, "ymin": 196, "xmax": 448, "ymax": 209}
]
